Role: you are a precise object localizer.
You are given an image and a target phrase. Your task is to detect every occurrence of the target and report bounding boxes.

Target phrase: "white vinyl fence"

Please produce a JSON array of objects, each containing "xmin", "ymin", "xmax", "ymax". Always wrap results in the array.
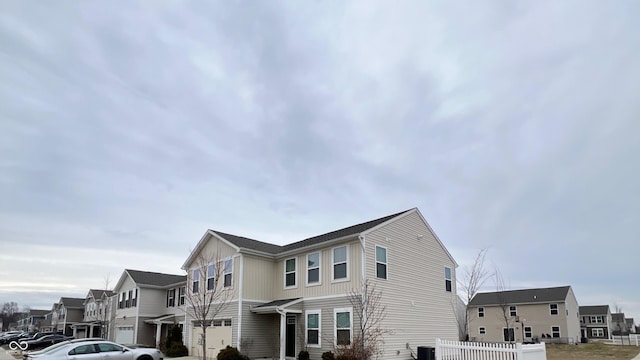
[
  {"xmin": 611, "ymin": 335, "xmax": 640, "ymax": 346},
  {"xmin": 436, "ymin": 339, "xmax": 547, "ymax": 360}
]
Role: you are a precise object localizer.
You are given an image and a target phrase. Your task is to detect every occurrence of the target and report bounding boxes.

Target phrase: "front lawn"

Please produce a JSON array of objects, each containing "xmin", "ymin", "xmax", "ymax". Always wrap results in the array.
[{"xmin": 546, "ymin": 342, "xmax": 639, "ymax": 360}]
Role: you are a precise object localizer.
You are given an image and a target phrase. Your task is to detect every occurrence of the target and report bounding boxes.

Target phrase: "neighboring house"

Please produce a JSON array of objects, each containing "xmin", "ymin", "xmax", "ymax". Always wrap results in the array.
[
  {"xmin": 468, "ymin": 286, "xmax": 581, "ymax": 344},
  {"xmin": 52, "ymin": 298, "xmax": 85, "ymax": 336},
  {"xmin": 579, "ymin": 305, "xmax": 612, "ymax": 340},
  {"xmin": 22, "ymin": 310, "xmax": 48, "ymax": 332},
  {"xmin": 625, "ymin": 318, "xmax": 635, "ymax": 334},
  {"xmin": 73, "ymin": 289, "xmax": 115, "ymax": 339},
  {"xmin": 41, "ymin": 304, "xmax": 57, "ymax": 333},
  {"xmin": 611, "ymin": 313, "xmax": 628, "ymax": 335},
  {"xmin": 182, "ymin": 208, "xmax": 459, "ymax": 360},
  {"xmin": 111, "ymin": 269, "xmax": 187, "ymax": 347}
]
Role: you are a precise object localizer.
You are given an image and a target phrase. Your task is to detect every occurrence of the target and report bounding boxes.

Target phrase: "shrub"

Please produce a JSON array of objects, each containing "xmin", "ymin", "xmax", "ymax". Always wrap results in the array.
[
  {"xmin": 166, "ymin": 343, "xmax": 189, "ymax": 357},
  {"xmin": 217, "ymin": 346, "xmax": 243, "ymax": 360},
  {"xmin": 298, "ymin": 350, "xmax": 310, "ymax": 360},
  {"xmin": 321, "ymin": 351, "xmax": 335, "ymax": 360}
]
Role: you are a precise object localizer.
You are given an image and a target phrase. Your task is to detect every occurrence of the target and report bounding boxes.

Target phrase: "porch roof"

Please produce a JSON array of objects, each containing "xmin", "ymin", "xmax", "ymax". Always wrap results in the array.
[
  {"xmin": 144, "ymin": 314, "xmax": 183, "ymax": 324},
  {"xmin": 251, "ymin": 298, "xmax": 302, "ymax": 314}
]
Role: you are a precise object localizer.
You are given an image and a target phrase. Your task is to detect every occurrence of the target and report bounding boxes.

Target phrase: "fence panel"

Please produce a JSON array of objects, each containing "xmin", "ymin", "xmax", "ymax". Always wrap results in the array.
[
  {"xmin": 436, "ymin": 339, "xmax": 547, "ymax": 360},
  {"xmin": 611, "ymin": 335, "xmax": 640, "ymax": 346}
]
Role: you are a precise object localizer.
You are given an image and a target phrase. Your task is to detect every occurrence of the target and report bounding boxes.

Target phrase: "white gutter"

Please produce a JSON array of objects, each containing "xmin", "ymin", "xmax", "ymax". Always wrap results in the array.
[{"xmin": 237, "ymin": 254, "xmax": 244, "ymax": 351}]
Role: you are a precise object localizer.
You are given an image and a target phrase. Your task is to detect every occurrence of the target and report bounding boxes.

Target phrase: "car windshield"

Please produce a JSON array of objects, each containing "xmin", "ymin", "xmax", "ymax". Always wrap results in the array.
[{"xmin": 27, "ymin": 340, "xmax": 71, "ymax": 355}]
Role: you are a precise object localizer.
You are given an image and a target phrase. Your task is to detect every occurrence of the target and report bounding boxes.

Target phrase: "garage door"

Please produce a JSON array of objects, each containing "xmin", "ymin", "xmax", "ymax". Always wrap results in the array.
[
  {"xmin": 191, "ymin": 320, "xmax": 232, "ymax": 358},
  {"xmin": 116, "ymin": 326, "xmax": 134, "ymax": 345}
]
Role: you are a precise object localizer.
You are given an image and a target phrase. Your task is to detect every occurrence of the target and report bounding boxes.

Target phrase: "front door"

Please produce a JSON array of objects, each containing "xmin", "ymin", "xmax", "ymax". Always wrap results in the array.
[{"xmin": 285, "ymin": 315, "xmax": 296, "ymax": 357}]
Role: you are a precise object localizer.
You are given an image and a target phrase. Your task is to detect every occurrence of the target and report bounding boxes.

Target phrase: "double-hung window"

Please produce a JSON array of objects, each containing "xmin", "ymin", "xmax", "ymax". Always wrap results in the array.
[
  {"xmin": 126, "ymin": 290, "xmax": 132, "ymax": 307},
  {"xmin": 478, "ymin": 307, "xmax": 485, "ymax": 318},
  {"xmin": 479, "ymin": 327, "xmax": 486, "ymax": 335},
  {"xmin": 179, "ymin": 286, "xmax": 186, "ymax": 305},
  {"xmin": 285, "ymin": 258, "xmax": 296, "ymax": 287},
  {"xmin": 375, "ymin": 246, "xmax": 387, "ymax": 279},
  {"xmin": 550, "ymin": 303, "xmax": 558, "ymax": 315},
  {"xmin": 223, "ymin": 259, "xmax": 233, "ymax": 288},
  {"xmin": 333, "ymin": 246, "xmax": 348, "ymax": 281},
  {"xmin": 132, "ymin": 289, "xmax": 137, "ymax": 307},
  {"xmin": 551, "ymin": 326, "xmax": 560, "ymax": 338},
  {"xmin": 509, "ymin": 305, "xmax": 517, "ymax": 317},
  {"xmin": 334, "ymin": 308, "xmax": 352, "ymax": 346},
  {"xmin": 307, "ymin": 252, "xmax": 320, "ymax": 285},
  {"xmin": 592, "ymin": 328, "xmax": 604, "ymax": 337},
  {"xmin": 444, "ymin": 267, "xmax": 452, "ymax": 292},
  {"xmin": 192, "ymin": 269, "xmax": 200, "ymax": 293},
  {"xmin": 167, "ymin": 289, "xmax": 175, "ymax": 307},
  {"xmin": 524, "ymin": 326, "xmax": 532, "ymax": 338},
  {"xmin": 207, "ymin": 264, "xmax": 216, "ymax": 290},
  {"xmin": 306, "ymin": 310, "xmax": 321, "ymax": 347}
]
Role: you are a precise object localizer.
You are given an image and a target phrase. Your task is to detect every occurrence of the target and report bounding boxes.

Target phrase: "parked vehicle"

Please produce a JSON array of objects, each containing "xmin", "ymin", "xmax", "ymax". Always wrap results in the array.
[
  {"xmin": 1, "ymin": 331, "xmax": 29, "ymax": 344},
  {"xmin": 23, "ymin": 340, "xmax": 164, "ymax": 360},
  {"xmin": 22, "ymin": 335, "xmax": 73, "ymax": 350},
  {"xmin": 23, "ymin": 339, "xmax": 107, "ymax": 359}
]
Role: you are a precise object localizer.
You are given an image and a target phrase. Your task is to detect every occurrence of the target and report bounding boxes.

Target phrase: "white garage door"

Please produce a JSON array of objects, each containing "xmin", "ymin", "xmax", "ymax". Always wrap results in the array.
[
  {"xmin": 191, "ymin": 320, "xmax": 232, "ymax": 358},
  {"xmin": 116, "ymin": 326, "xmax": 134, "ymax": 345}
]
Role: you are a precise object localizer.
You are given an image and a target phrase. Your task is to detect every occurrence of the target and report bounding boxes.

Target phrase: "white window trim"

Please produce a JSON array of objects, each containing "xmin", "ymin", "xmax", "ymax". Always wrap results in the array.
[
  {"xmin": 305, "ymin": 309, "xmax": 321, "ymax": 348},
  {"xmin": 375, "ymin": 245, "xmax": 388, "ymax": 280},
  {"xmin": 549, "ymin": 303, "xmax": 558, "ymax": 315},
  {"xmin": 551, "ymin": 326, "xmax": 561, "ymax": 338},
  {"xmin": 509, "ymin": 305, "xmax": 517, "ymax": 317},
  {"xmin": 592, "ymin": 328, "xmax": 604, "ymax": 337},
  {"xmin": 478, "ymin": 307, "xmax": 485, "ymax": 317},
  {"xmin": 284, "ymin": 257, "xmax": 298, "ymax": 289},
  {"xmin": 334, "ymin": 307, "xmax": 353, "ymax": 347},
  {"xmin": 192, "ymin": 269, "xmax": 200, "ymax": 293},
  {"xmin": 223, "ymin": 258, "xmax": 233, "ymax": 289},
  {"xmin": 524, "ymin": 326, "xmax": 532, "ymax": 338},
  {"xmin": 479, "ymin": 326, "xmax": 486, "ymax": 335},
  {"xmin": 206, "ymin": 264, "xmax": 217, "ymax": 291},
  {"xmin": 444, "ymin": 266, "xmax": 452, "ymax": 292},
  {"xmin": 306, "ymin": 252, "xmax": 322, "ymax": 286},
  {"xmin": 332, "ymin": 245, "xmax": 350, "ymax": 283}
]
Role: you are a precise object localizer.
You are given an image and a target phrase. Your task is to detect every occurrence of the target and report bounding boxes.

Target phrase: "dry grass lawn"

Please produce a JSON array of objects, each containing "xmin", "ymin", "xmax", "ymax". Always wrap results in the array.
[{"xmin": 546, "ymin": 342, "xmax": 640, "ymax": 360}]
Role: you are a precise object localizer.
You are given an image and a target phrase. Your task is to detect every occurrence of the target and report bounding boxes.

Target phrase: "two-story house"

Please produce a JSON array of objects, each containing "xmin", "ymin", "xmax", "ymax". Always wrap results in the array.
[
  {"xmin": 468, "ymin": 286, "xmax": 581, "ymax": 344},
  {"xmin": 21, "ymin": 309, "xmax": 48, "ymax": 332},
  {"xmin": 40, "ymin": 304, "xmax": 57, "ymax": 333},
  {"xmin": 53, "ymin": 297, "xmax": 85, "ymax": 336},
  {"xmin": 579, "ymin": 305, "xmax": 612, "ymax": 340},
  {"xmin": 182, "ymin": 208, "xmax": 459, "ymax": 360},
  {"xmin": 611, "ymin": 313, "xmax": 632, "ymax": 335},
  {"xmin": 73, "ymin": 289, "xmax": 115, "ymax": 339},
  {"xmin": 112, "ymin": 269, "xmax": 187, "ymax": 347}
]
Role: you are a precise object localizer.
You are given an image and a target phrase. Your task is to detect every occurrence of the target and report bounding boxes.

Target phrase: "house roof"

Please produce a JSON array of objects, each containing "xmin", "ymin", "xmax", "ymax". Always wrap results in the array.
[
  {"xmin": 625, "ymin": 318, "xmax": 635, "ymax": 325},
  {"xmin": 126, "ymin": 269, "xmax": 186, "ymax": 287},
  {"xmin": 59, "ymin": 297, "xmax": 85, "ymax": 309},
  {"xmin": 28, "ymin": 310, "xmax": 49, "ymax": 317},
  {"xmin": 612, "ymin": 313, "xmax": 625, "ymax": 321},
  {"xmin": 579, "ymin": 305, "xmax": 610, "ymax": 315},
  {"xmin": 468, "ymin": 286, "xmax": 571, "ymax": 307},
  {"xmin": 212, "ymin": 209, "xmax": 413, "ymax": 255},
  {"xmin": 254, "ymin": 298, "xmax": 301, "ymax": 308},
  {"xmin": 89, "ymin": 289, "xmax": 114, "ymax": 299}
]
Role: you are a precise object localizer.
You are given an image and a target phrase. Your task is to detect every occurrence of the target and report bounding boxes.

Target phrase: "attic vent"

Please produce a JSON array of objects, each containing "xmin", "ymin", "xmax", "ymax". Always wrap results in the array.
[{"xmin": 533, "ymin": 295, "xmax": 537, "ymax": 299}]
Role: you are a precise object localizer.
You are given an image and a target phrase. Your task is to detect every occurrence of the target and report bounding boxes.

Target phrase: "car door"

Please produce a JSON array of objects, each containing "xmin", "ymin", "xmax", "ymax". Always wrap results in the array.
[
  {"xmin": 96, "ymin": 342, "xmax": 133, "ymax": 360},
  {"xmin": 67, "ymin": 344, "xmax": 102, "ymax": 360}
]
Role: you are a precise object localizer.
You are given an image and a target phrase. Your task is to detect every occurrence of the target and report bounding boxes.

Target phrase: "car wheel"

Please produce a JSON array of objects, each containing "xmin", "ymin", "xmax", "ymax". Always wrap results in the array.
[{"xmin": 137, "ymin": 356, "xmax": 153, "ymax": 360}]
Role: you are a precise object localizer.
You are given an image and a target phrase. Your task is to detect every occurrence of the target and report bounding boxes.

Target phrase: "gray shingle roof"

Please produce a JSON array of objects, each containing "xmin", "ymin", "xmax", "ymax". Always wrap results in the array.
[
  {"xmin": 468, "ymin": 286, "xmax": 571, "ymax": 307},
  {"xmin": 254, "ymin": 298, "xmax": 301, "ymax": 308},
  {"xmin": 89, "ymin": 289, "xmax": 114, "ymax": 299},
  {"xmin": 28, "ymin": 310, "xmax": 49, "ymax": 317},
  {"xmin": 612, "ymin": 313, "xmax": 625, "ymax": 321},
  {"xmin": 60, "ymin": 297, "xmax": 86, "ymax": 309},
  {"xmin": 213, "ymin": 209, "xmax": 412, "ymax": 254},
  {"xmin": 126, "ymin": 269, "xmax": 186, "ymax": 287},
  {"xmin": 579, "ymin": 305, "xmax": 610, "ymax": 315}
]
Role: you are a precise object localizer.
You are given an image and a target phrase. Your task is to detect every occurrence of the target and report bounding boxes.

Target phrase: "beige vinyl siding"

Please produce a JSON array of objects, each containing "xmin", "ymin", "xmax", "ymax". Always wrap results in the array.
[
  {"xmin": 186, "ymin": 236, "xmax": 238, "ymax": 269},
  {"xmin": 273, "ymin": 240, "xmax": 362, "ymax": 299},
  {"xmin": 135, "ymin": 317, "xmax": 156, "ymax": 346},
  {"xmin": 239, "ymin": 301, "xmax": 280, "ymax": 359},
  {"xmin": 565, "ymin": 288, "xmax": 581, "ymax": 342},
  {"xmin": 364, "ymin": 210, "xmax": 458, "ymax": 358},
  {"xmin": 242, "ymin": 255, "xmax": 277, "ymax": 300},
  {"xmin": 138, "ymin": 288, "xmax": 171, "ymax": 317},
  {"xmin": 300, "ymin": 296, "xmax": 356, "ymax": 360},
  {"xmin": 114, "ymin": 275, "xmax": 138, "ymax": 318}
]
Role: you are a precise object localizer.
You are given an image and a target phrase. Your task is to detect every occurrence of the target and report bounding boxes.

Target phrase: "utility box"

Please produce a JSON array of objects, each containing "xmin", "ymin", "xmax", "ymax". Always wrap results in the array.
[{"xmin": 417, "ymin": 346, "xmax": 435, "ymax": 360}]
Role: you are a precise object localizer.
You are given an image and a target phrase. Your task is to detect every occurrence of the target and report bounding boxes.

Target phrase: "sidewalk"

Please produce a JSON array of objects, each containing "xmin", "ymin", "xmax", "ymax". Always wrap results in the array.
[
  {"xmin": 0, "ymin": 348, "xmax": 18, "ymax": 360},
  {"xmin": 632, "ymin": 352, "xmax": 640, "ymax": 360}
]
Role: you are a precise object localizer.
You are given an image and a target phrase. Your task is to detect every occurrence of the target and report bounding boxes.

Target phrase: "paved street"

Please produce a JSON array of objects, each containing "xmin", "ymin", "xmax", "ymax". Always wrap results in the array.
[{"xmin": 0, "ymin": 348, "xmax": 17, "ymax": 360}]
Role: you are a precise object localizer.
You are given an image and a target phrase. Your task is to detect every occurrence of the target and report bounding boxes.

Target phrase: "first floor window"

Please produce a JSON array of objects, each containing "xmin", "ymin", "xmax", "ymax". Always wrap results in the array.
[
  {"xmin": 592, "ymin": 328, "xmax": 604, "ymax": 337},
  {"xmin": 335, "ymin": 308, "xmax": 352, "ymax": 346},
  {"xmin": 478, "ymin": 307, "xmax": 485, "ymax": 317},
  {"xmin": 479, "ymin": 327, "xmax": 486, "ymax": 335},
  {"xmin": 306, "ymin": 310, "xmax": 321, "ymax": 347},
  {"xmin": 375, "ymin": 246, "xmax": 387, "ymax": 279},
  {"xmin": 503, "ymin": 328, "xmax": 515, "ymax": 342},
  {"xmin": 223, "ymin": 259, "xmax": 233, "ymax": 288},
  {"xmin": 524, "ymin": 326, "xmax": 532, "ymax": 338},
  {"xmin": 285, "ymin": 258, "xmax": 296, "ymax": 287},
  {"xmin": 551, "ymin": 326, "xmax": 560, "ymax": 338},
  {"xmin": 550, "ymin": 303, "xmax": 558, "ymax": 315}
]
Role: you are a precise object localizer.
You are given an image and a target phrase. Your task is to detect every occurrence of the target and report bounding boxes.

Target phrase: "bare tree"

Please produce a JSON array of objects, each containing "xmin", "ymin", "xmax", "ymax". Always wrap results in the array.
[
  {"xmin": 99, "ymin": 273, "xmax": 112, "ymax": 339},
  {"xmin": 456, "ymin": 248, "xmax": 491, "ymax": 340},
  {"xmin": 184, "ymin": 252, "xmax": 235, "ymax": 360},
  {"xmin": 494, "ymin": 268, "xmax": 515, "ymax": 343},
  {"xmin": 343, "ymin": 279, "xmax": 391, "ymax": 360}
]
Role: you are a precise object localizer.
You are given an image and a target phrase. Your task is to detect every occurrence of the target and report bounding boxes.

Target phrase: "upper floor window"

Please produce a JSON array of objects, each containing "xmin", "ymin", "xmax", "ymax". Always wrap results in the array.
[
  {"xmin": 126, "ymin": 290, "xmax": 132, "ymax": 308},
  {"xmin": 132, "ymin": 289, "xmax": 137, "ymax": 307},
  {"xmin": 207, "ymin": 264, "xmax": 216, "ymax": 291},
  {"xmin": 223, "ymin": 259, "xmax": 233, "ymax": 288},
  {"xmin": 179, "ymin": 286, "xmax": 186, "ymax": 306},
  {"xmin": 119, "ymin": 293, "xmax": 125, "ymax": 309},
  {"xmin": 550, "ymin": 303, "xmax": 558, "ymax": 315},
  {"xmin": 192, "ymin": 269, "xmax": 200, "ymax": 293},
  {"xmin": 333, "ymin": 246, "xmax": 348, "ymax": 281},
  {"xmin": 478, "ymin": 307, "xmax": 485, "ymax": 318},
  {"xmin": 509, "ymin": 305, "xmax": 517, "ymax": 317},
  {"xmin": 444, "ymin": 267, "xmax": 452, "ymax": 292},
  {"xmin": 167, "ymin": 289, "xmax": 176, "ymax": 307},
  {"xmin": 307, "ymin": 252, "xmax": 320, "ymax": 285},
  {"xmin": 590, "ymin": 316, "xmax": 603, "ymax": 324},
  {"xmin": 375, "ymin": 246, "xmax": 387, "ymax": 279},
  {"xmin": 285, "ymin": 258, "xmax": 296, "ymax": 288}
]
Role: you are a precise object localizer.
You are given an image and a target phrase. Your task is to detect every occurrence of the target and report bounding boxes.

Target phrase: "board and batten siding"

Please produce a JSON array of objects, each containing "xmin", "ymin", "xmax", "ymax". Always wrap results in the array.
[
  {"xmin": 273, "ymin": 240, "xmax": 362, "ymax": 300},
  {"xmin": 364, "ymin": 210, "xmax": 458, "ymax": 359}
]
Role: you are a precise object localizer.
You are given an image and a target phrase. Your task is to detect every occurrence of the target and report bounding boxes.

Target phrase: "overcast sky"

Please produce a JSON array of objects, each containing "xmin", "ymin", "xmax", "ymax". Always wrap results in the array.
[{"xmin": 1, "ymin": 1, "xmax": 639, "ymax": 323}]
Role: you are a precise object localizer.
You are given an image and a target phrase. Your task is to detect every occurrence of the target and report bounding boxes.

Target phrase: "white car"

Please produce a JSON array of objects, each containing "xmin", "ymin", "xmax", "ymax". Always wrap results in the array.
[{"xmin": 23, "ymin": 340, "xmax": 164, "ymax": 360}]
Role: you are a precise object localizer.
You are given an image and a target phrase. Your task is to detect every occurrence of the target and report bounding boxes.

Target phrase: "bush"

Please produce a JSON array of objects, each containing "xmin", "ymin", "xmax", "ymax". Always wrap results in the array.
[
  {"xmin": 298, "ymin": 350, "xmax": 309, "ymax": 360},
  {"xmin": 166, "ymin": 343, "xmax": 189, "ymax": 357},
  {"xmin": 321, "ymin": 351, "xmax": 335, "ymax": 360},
  {"xmin": 217, "ymin": 346, "xmax": 243, "ymax": 360}
]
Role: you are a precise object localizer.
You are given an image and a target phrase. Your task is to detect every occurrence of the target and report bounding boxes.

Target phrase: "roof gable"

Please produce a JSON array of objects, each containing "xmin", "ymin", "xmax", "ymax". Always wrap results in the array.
[
  {"xmin": 468, "ymin": 286, "xmax": 572, "ymax": 307},
  {"xmin": 59, "ymin": 297, "xmax": 85, "ymax": 309},
  {"xmin": 126, "ymin": 269, "xmax": 186, "ymax": 287}
]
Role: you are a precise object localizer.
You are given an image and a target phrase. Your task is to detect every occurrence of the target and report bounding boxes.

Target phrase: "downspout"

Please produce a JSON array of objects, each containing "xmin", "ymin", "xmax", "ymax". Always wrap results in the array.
[
  {"xmin": 237, "ymin": 254, "xmax": 244, "ymax": 351},
  {"xmin": 135, "ymin": 287, "xmax": 140, "ymax": 344},
  {"xmin": 276, "ymin": 307, "xmax": 286, "ymax": 360}
]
